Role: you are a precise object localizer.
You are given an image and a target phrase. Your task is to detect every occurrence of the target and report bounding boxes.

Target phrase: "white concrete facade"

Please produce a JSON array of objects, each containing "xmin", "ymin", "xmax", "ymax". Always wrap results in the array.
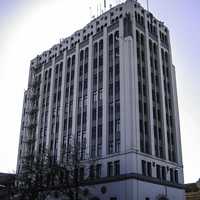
[{"xmin": 17, "ymin": 0, "xmax": 185, "ymax": 199}]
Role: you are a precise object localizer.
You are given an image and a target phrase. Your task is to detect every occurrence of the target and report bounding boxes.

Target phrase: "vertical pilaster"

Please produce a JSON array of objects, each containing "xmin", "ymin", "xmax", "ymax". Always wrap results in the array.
[
  {"xmin": 72, "ymin": 45, "xmax": 80, "ymax": 139},
  {"xmin": 122, "ymin": 37, "xmax": 135, "ymax": 151},
  {"xmin": 46, "ymin": 58, "xmax": 56, "ymax": 152},
  {"xmin": 120, "ymin": 12, "xmax": 137, "ymax": 152},
  {"xmin": 57, "ymin": 51, "xmax": 67, "ymax": 162},
  {"xmin": 157, "ymin": 24, "xmax": 168, "ymax": 160},
  {"xmin": 86, "ymin": 37, "xmax": 93, "ymax": 157},
  {"xmin": 102, "ymin": 27, "xmax": 108, "ymax": 156},
  {"xmin": 119, "ymin": 18, "xmax": 126, "ymax": 154},
  {"xmin": 131, "ymin": 8, "xmax": 140, "ymax": 153},
  {"xmin": 144, "ymin": 13, "xmax": 155, "ymax": 156}
]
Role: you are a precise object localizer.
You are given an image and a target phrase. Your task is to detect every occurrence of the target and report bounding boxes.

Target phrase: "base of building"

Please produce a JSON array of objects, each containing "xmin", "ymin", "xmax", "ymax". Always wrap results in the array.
[
  {"xmin": 82, "ymin": 178, "xmax": 185, "ymax": 200},
  {"xmin": 44, "ymin": 177, "xmax": 185, "ymax": 200}
]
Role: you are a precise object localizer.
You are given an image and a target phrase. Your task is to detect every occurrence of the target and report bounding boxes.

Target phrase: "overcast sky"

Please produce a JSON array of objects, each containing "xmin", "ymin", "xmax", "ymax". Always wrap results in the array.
[{"xmin": 0, "ymin": 0, "xmax": 199, "ymax": 183}]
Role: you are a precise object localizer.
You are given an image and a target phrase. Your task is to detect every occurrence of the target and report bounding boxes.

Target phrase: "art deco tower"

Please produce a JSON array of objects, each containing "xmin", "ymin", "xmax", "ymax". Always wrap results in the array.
[{"xmin": 17, "ymin": 0, "xmax": 185, "ymax": 199}]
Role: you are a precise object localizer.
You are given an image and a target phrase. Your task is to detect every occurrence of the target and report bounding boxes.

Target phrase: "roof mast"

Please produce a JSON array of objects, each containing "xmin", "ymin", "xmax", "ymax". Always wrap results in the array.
[{"xmin": 147, "ymin": 0, "xmax": 149, "ymax": 11}]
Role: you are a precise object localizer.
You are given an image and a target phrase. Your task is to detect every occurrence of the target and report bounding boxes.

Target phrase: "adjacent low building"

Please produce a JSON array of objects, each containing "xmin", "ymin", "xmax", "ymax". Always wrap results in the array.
[
  {"xmin": 0, "ymin": 173, "xmax": 15, "ymax": 200},
  {"xmin": 185, "ymin": 179, "xmax": 200, "ymax": 200}
]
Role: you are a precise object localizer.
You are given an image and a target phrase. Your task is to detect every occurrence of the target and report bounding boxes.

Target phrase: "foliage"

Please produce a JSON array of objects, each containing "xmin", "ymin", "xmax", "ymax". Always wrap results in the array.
[{"xmin": 14, "ymin": 138, "xmax": 92, "ymax": 200}]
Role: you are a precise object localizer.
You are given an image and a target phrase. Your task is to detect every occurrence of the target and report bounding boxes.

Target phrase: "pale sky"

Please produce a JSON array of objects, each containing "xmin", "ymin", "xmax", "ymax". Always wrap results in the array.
[{"xmin": 0, "ymin": 0, "xmax": 199, "ymax": 183}]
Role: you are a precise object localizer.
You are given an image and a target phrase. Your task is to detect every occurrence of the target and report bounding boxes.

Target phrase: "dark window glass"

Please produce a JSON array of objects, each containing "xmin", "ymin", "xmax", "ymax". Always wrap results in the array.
[
  {"xmin": 147, "ymin": 162, "xmax": 152, "ymax": 177},
  {"xmin": 107, "ymin": 162, "xmax": 113, "ymax": 176},
  {"xmin": 89, "ymin": 165, "xmax": 95, "ymax": 178},
  {"xmin": 114, "ymin": 160, "xmax": 120, "ymax": 176},
  {"xmin": 156, "ymin": 165, "xmax": 161, "ymax": 179},
  {"xmin": 170, "ymin": 168, "xmax": 174, "ymax": 182},
  {"xmin": 142, "ymin": 160, "xmax": 146, "ymax": 176},
  {"xmin": 175, "ymin": 170, "xmax": 179, "ymax": 183},
  {"xmin": 96, "ymin": 164, "xmax": 102, "ymax": 178},
  {"xmin": 162, "ymin": 166, "xmax": 166, "ymax": 180}
]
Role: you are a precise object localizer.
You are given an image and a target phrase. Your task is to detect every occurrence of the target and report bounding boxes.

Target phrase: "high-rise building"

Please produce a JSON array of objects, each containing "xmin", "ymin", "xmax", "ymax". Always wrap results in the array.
[{"xmin": 17, "ymin": 0, "xmax": 185, "ymax": 199}]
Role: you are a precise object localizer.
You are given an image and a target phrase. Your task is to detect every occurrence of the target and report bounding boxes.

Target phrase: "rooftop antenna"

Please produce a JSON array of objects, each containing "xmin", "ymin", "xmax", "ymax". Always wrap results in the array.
[
  {"xmin": 146, "ymin": 0, "xmax": 149, "ymax": 11},
  {"xmin": 97, "ymin": 4, "xmax": 99, "ymax": 17},
  {"xmin": 100, "ymin": 3, "xmax": 103, "ymax": 14},
  {"xmin": 104, "ymin": 0, "xmax": 106, "ymax": 10},
  {"xmin": 89, "ymin": 6, "xmax": 92, "ymax": 19}
]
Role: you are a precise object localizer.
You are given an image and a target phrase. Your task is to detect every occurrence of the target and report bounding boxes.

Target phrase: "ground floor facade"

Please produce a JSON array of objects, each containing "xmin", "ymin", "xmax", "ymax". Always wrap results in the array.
[
  {"xmin": 44, "ymin": 177, "xmax": 185, "ymax": 200},
  {"xmin": 84, "ymin": 178, "xmax": 185, "ymax": 200}
]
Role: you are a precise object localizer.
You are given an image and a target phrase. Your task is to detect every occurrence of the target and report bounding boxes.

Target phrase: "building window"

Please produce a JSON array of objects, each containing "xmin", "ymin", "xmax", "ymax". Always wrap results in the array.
[
  {"xmin": 83, "ymin": 96, "xmax": 87, "ymax": 107},
  {"xmin": 142, "ymin": 160, "xmax": 146, "ymax": 176},
  {"xmin": 109, "ymin": 67, "xmax": 113, "ymax": 80},
  {"xmin": 109, "ymin": 34, "xmax": 113, "ymax": 46},
  {"xmin": 108, "ymin": 141, "xmax": 113, "ymax": 154},
  {"xmin": 109, "ymin": 102, "xmax": 113, "ymax": 115},
  {"xmin": 85, "ymin": 48, "xmax": 89, "ymax": 59},
  {"xmin": 79, "ymin": 167, "xmax": 84, "ymax": 181},
  {"xmin": 99, "ymin": 39, "xmax": 103, "ymax": 51},
  {"xmin": 89, "ymin": 165, "xmax": 95, "ymax": 179},
  {"xmin": 114, "ymin": 160, "xmax": 120, "ymax": 176},
  {"xmin": 93, "ymin": 58, "xmax": 97, "ymax": 69},
  {"xmin": 115, "ymin": 119, "xmax": 120, "ymax": 132},
  {"xmin": 79, "ymin": 65, "xmax": 83, "ymax": 76},
  {"xmin": 94, "ymin": 42, "xmax": 98, "ymax": 56},
  {"xmin": 107, "ymin": 162, "xmax": 113, "ymax": 177},
  {"xmin": 109, "ymin": 84, "xmax": 113, "ymax": 97},
  {"xmin": 156, "ymin": 165, "xmax": 161, "ymax": 179},
  {"xmin": 93, "ymin": 91, "xmax": 97, "ymax": 104},
  {"xmin": 77, "ymin": 114, "xmax": 81, "ymax": 126},
  {"xmin": 96, "ymin": 164, "xmax": 102, "ymax": 178},
  {"xmin": 99, "ymin": 55, "xmax": 103, "ymax": 66},
  {"xmin": 175, "ymin": 170, "xmax": 179, "ymax": 183},
  {"xmin": 115, "ymin": 139, "xmax": 120, "ymax": 153},
  {"xmin": 162, "ymin": 166, "xmax": 166, "ymax": 180},
  {"xmin": 84, "ymin": 79, "xmax": 88, "ymax": 90},
  {"xmin": 170, "ymin": 168, "xmax": 174, "ymax": 182},
  {"xmin": 97, "ymin": 143, "xmax": 102, "ymax": 157},
  {"xmin": 82, "ymin": 112, "xmax": 87, "ymax": 124},
  {"xmin": 72, "ymin": 55, "xmax": 75, "ymax": 65},
  {"xmin": 93, "ymin": 74, "xmax": 97, "ymax": 86},
  {"xmin": 78, "ymin": 98, "xmax": 82, "ymax": 110},
  {"xmin": 98, "ymin": 106, "xmax": 102, "ymax": 119},
  {"xmin": 110, "ymin": 198, "xmax": 117, "ymax": 200},
  {"xmin": 108, "ymin": 121, "xmax": 114, "ymax": 154},
  {"xmin": 115, "ymin": 64, "xmax": 120, "ymax": 76},
  {"xmin": 80, "ymin": 50, "xmax": 84, "ymax": 61},
  {"xmin": 99, "ymin": 89, "xmax": 103, "ymax": 102},
  {"xmin": 92, "ymin": 109, "xmax": 96, "ymax": 121},
  {"xmin": 81, "ymin": 132, "xmax": 86, "ymax": 160},
  {"xmin": 71, "ymin": 70, "xmax": 74, "ymax": 81},
  {"xmin": 147, "ymin": 162, "xmax": 152, "ymax": 177},
  {"xmin": 84, "ymin": 63, "xmax": 88, "ymax": 74}
]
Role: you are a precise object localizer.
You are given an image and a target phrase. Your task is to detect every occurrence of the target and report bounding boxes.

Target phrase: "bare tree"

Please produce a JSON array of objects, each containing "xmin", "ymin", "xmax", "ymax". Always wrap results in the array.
[{"xmin": 15, "ymin": 136, "xmax": 95, "ymax": 200}]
